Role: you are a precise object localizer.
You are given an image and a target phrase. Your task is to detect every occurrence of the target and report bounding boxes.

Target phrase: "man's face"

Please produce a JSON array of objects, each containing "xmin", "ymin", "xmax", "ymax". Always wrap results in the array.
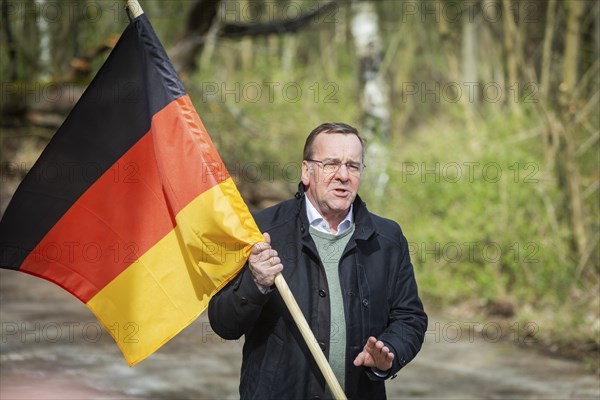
[{"xmin": 301, "ymin": 133, "xmax": 363, "ymax": 224}]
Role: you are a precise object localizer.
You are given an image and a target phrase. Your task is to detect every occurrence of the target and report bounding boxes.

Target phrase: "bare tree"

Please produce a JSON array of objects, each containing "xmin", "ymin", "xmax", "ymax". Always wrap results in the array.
[
  {"xmin": 539, "ymin": 0, "xmax": 557, "ymax": 102},
  {"xmin": 169, "ymin": 0, "xmax": 222, "ymax": 75},
  {"xmin": 558, "ymin": 0, "xmax": 587, "ymax": 267},
  {"xmin": 1, "ymin": 0, "xmax": 17, "ymax": 81},
  {"xmin": 350, "ymin": 0, "xmax": 390, "ymax": 200},
  {"xmin": 502, "ymin": 0, "xmax": 521, "ymax": 108}
]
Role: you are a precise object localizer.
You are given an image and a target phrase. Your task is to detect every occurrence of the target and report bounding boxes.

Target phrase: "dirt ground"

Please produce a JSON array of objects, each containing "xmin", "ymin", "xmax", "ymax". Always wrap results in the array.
[{"xmin": 0, "ymin": 269, "xmax": 599, "ymax": 400}]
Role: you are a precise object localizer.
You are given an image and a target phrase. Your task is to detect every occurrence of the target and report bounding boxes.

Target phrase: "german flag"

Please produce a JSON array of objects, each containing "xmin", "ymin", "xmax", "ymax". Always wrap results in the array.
[{"xmin": 0, "ymin": 14, "xmax": 263, "ymax": 366}]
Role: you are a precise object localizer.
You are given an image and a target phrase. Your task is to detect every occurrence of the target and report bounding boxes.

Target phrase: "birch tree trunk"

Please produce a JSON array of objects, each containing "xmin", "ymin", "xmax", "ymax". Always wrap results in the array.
[
  {"xmin": 350, "ymin": 1, "xmax": 390, "ymax": 200},
  {"xmin": 35, "ymin": 0, "xmax": 51, "ymax": 80}
]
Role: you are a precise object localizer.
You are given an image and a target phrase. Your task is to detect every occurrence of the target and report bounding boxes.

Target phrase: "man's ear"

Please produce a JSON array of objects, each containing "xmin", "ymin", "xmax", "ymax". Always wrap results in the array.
[{"xmin": 301, "ymin": 160, "xmax": 310, "ymax": 186}]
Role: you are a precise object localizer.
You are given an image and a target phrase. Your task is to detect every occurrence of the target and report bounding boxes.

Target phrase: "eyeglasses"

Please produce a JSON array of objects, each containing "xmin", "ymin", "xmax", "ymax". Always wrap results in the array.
[{"xmin": 306, "ymin": 159, "xmax": 366, "ymax": 175}]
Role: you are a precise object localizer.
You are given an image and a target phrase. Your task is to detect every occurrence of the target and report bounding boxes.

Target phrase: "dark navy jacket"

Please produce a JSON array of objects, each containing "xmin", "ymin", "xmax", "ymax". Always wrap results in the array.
[{"xmin": 208, "ymin": 188, "xmax": 427, "ymax": 399}]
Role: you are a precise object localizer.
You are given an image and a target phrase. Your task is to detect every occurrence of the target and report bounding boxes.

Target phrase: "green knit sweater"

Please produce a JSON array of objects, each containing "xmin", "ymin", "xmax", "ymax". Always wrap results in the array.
[{"xmin": 309, "ymin": 224, "xmax": 355, "ymax": 395}]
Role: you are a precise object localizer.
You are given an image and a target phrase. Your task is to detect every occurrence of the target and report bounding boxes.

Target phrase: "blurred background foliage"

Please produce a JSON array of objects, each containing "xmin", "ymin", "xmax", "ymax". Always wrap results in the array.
[{"xmin": 1, "ymin": 0, "xmax": 598, "ymax": 366}]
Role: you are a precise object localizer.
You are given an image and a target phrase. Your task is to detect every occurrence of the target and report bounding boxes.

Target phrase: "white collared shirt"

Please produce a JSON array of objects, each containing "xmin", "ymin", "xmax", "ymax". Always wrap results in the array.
[{"xmin": 305, "ymin": 197, "xmax": 353, "ymax": 235}]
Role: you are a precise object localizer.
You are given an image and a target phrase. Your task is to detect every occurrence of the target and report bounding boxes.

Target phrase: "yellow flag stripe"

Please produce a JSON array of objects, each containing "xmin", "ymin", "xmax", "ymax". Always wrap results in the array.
[{"xmin": 86, "ymin": 178, "xmax": 263, "ymax": 365}]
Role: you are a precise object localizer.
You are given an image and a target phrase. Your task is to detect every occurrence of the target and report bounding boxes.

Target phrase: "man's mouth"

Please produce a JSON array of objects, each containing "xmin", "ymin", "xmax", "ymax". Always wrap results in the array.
[{"xmin": 332, "ymin": 188, "xmax": 349, "ymax": 196}]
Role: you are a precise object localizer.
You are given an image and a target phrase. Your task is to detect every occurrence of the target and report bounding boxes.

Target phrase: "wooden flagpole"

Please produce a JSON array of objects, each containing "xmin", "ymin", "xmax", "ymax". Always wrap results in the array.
[
  {"xmin": 126, "ymin": 0, "xmax": 144, "ymax": 18},
  {"xmin": 274, "ymin": 274, "xmax": 347, "ymax": 399},
  {"xmin": 125, "ymin": 1, "xmax": 346, "ymax": 397}
]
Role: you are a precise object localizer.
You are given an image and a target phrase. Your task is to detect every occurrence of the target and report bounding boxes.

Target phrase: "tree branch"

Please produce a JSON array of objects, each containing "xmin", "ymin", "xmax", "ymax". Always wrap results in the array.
[
  {"xmin": 169, "ymin": 0, "xmax": 223, "ymax": 74},
  {"xmin": 170, "ymin": 0, "xmax": 341, "ymax": 74},
  {"xmin": 219, "ymin": 1, "xmax": 338, "ymax": 39}
]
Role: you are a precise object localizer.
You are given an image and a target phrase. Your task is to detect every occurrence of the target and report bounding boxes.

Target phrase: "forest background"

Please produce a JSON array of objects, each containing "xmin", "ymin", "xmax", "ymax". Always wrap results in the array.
[{"xmin": 1, "ymin": 0, "xmax": 598, "ymax": 369}]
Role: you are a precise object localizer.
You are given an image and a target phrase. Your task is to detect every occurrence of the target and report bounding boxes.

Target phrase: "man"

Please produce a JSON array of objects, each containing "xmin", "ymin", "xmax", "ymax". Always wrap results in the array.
[{"xmin": 208, "ymin": 122, "xmax": 427, "ymax": 399}]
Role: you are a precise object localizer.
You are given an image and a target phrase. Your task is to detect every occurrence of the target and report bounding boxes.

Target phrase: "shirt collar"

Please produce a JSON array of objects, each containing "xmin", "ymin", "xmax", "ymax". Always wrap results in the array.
[{"xmin": 305, "ymin": 196, "xmax": 353, "ymax": 235}]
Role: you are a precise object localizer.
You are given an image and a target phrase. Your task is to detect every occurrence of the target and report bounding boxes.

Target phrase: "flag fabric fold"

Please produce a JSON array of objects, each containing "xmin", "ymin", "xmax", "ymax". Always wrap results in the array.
[{"xmin": 0, "ymin": 14, "xmax": 263, "ymax": 366}]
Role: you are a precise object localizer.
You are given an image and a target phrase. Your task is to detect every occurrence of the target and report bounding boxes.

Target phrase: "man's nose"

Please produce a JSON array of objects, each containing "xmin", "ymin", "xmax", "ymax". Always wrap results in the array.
[{"xmin": 335, "ymin": 163, "xmax": 350, "ymax": 180}]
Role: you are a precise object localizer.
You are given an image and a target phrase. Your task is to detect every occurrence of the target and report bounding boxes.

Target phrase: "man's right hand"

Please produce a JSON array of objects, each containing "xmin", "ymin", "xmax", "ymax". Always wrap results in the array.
[{"xmin": 248, "ymin": 232, "xmax": 283, "ymax": 290}]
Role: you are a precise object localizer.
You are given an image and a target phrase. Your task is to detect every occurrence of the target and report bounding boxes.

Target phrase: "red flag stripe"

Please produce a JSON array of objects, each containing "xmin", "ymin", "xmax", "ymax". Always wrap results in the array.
[{"xmin": 21, "ymin": 95, "xmax": 229, "ymax": 303}]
